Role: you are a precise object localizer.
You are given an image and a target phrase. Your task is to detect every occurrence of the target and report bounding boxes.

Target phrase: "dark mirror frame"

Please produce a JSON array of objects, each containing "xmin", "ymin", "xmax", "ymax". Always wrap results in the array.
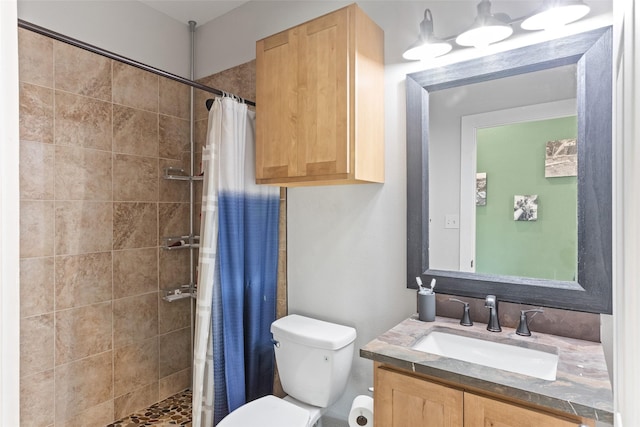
[{"xmin": 406, "ymin": 27, "xmax": 612, "ymax": 314}]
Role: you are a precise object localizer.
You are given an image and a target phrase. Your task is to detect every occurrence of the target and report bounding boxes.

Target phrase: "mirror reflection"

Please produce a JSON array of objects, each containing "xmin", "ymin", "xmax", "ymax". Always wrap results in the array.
[
  {"xmin": 428, "ymin": 65, "xmax": 580, "ymax": 281},
  {"xmin": 406, "ymin": 27, "xmax": 612, "ymax": 313}
]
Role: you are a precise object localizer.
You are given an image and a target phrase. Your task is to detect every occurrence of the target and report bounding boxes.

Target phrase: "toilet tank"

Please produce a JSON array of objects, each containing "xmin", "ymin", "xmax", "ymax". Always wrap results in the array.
[{"xmin": 271, "ymin": 315, "xmax": 357, "ymax": 408}]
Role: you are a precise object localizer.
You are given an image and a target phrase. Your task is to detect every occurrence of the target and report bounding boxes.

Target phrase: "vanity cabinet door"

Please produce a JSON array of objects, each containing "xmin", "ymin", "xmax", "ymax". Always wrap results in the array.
[
  {"xmin": 375, "ymin": 367, "xmax": 463, "ymax": 427},
  {"xmin": 255, "ymin": 4, "xmax": 384, "ymax": 186},
  {"xmin": 464, "ymin": 393, "xmax": 594, "ymax": 427}
]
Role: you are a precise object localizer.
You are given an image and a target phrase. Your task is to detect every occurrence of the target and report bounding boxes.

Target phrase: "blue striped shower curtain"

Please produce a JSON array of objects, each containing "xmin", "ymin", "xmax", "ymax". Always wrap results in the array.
[{"xmin": 192, "ymin": 96, "xmax": 280, "ymax": 426}]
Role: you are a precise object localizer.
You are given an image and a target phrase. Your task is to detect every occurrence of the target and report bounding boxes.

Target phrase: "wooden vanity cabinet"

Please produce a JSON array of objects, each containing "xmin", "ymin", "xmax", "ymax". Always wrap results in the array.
[
  {"xmin": 376, "ymin": 366, "xmax": 463, "ymax": 426},
  {"xmin": 255, "ymin": 4, "xmax": 384, "ymax": 186},
  {"xmin": 375, "ymin": 365, "xmax": 595, "ymax": 427}
]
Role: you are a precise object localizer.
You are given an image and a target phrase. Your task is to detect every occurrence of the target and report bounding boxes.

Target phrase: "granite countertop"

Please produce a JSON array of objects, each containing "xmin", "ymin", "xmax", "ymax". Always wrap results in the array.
[{"xmin": 360, "ymin": 316, "xmax": 613, "ymax": 425}]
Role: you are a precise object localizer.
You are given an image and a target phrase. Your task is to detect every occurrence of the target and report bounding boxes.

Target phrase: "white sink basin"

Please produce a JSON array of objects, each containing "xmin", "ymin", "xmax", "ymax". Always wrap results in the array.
[{"xmin": 412, "ymin": 330, "xmax": 558, "ymax": 381}]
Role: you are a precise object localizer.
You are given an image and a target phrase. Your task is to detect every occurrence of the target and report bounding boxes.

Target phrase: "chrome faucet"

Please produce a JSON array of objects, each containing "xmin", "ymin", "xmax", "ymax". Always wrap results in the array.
[{"xmin": 484, "ymin": 295, "xmax": 501, "ymax": 332}]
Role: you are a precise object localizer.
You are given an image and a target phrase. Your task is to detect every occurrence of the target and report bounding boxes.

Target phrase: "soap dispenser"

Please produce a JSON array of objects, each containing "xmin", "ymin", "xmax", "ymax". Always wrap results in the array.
[{"xmin": 416, "ymin": 277, "xmax": 436, "ymax": 322}]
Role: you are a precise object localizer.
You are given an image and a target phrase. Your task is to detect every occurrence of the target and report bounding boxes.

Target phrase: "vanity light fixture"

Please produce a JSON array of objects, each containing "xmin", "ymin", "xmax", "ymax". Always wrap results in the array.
[
  {"xmin": 403, "ymin": 0, "xmax": 592, "ymax": 61},
  {"xmin": 521, "ymin": 0, "xmax": 591, "ymax": 31},
  {"xmin": 402, "ymin": 9, "xmax": 453, "ymax": 60},
  {"xmin": 455, "ymin": 0, "xmax": 513, "ymax": 48}
]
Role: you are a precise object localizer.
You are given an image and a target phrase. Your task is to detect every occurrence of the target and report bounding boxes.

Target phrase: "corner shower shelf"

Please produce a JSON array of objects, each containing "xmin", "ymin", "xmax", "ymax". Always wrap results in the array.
[
  {"xmin": 162, "ymin": 284, "xmax": 196, "ymax": 302},
  {"xmin": 162, "ymin": 235, "xmax": 200, "ymax": 250},
  {"xmin": 163, "ymin": 167, "xmax": 203, "ymax": 181}
]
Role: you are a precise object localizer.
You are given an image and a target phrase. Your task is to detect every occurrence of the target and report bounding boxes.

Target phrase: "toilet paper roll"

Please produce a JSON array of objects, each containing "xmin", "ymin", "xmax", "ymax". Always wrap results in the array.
[{"xmin": 348, "ymin": 395, "xmax": 374, "ymax": 427}]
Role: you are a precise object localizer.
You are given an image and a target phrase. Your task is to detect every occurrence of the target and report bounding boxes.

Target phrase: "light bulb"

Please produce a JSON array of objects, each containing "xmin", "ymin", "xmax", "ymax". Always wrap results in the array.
[
  {"xmin": 521, "ymin": 1, "xmax": 590, "ymax": 31},
  {"xmin": 403, "ymin": 41, "xmax": 453, "ymax": 61}
]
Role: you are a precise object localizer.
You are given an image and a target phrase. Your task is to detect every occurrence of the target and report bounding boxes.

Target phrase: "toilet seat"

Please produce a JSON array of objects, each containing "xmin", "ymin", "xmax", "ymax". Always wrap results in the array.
[{"xmin": 218, "ymin": 395, "xmax": 310, "ymax": 427}]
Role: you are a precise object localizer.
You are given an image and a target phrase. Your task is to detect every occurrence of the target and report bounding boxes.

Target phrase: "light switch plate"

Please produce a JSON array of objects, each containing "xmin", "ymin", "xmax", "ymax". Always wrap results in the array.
[{"xmin": 445, "ymin": 214, "xmax": 459, "ymax": 229}]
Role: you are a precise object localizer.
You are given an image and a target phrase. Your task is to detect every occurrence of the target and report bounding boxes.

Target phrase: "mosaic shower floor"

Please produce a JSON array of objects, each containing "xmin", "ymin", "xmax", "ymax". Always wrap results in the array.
[{"xmin": 107, "ymin": 389, "xmax": 192, "ymax": 426}]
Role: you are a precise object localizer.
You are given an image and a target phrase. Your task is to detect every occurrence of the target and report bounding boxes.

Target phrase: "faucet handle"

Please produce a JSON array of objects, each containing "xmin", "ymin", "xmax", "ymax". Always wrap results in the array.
[
  {"xmin": 516, "ymin": 309, "xmax": 544, "ymax": 336},
  {"xmin": 448, "ymin": 298, "xmax": 473, "ymax": 326}
]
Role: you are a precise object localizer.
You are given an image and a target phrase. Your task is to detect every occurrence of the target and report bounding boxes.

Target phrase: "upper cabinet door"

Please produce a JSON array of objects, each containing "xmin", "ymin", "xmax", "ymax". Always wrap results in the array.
[
  {"xmin": 256, "ymin": 4, "xmax": 384, "ymax": 187},
  {"xmin": 256, "ymin": 29, "xmax": 299, "ymax": 180},
  {"xmin": 297, "ymin": 9, "xmax": 349, "ymax": 179}
]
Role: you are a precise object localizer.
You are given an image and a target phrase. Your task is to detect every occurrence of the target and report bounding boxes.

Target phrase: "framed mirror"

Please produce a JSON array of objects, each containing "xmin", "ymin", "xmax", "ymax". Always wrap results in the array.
[{"xmin": 406, "ymin": 27, "xmax": 612, "ymax": 314}]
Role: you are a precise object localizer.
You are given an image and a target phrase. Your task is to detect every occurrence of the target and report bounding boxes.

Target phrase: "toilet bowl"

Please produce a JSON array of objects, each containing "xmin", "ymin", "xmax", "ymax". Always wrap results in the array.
[
  {"xmin": 217, "ymin": 395, "xmax": 310, "ymax": 426},
  {"xmin": 218, "ymin": 314, "xmax": 357, "ymax": 427}
]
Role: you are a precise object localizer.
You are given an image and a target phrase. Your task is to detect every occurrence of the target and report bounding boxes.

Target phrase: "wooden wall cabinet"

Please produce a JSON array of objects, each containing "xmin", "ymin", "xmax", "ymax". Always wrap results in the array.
[
  {"xmin": 255, "ymin": 4, "xmax": 384, "ymax": 186},
  {"xmin": 375, "ymin": 365, "xmax": 595, "ymax": 427}
]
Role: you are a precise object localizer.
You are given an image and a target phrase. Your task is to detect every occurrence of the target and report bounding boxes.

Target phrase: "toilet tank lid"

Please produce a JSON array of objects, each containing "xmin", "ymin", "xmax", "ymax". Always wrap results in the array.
[{"xmin": 271, "ymin": 315, "xmax": 356, "ymax": 350}]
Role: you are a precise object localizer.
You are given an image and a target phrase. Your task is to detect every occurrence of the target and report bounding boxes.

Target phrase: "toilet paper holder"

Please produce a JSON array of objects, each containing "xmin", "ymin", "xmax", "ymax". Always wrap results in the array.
[
  {"xmin": 355, "ymin": 415, "xmax": 368, "ymax": 426},
  {"xmin": 349, "ymin": 394, "xmax": 374, "ymax": 427}
]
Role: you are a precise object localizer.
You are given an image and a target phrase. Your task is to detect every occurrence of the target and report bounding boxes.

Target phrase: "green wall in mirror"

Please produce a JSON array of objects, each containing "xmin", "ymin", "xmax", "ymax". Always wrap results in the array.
[{"xmin": 475, "ymin": 117, "xmax": 577, "ymax": 280}]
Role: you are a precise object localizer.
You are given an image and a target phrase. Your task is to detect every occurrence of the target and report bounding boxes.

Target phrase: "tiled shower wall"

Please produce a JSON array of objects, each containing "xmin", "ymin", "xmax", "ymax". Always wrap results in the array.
[
  {"xmin": 18, "ymin": 28, "xmax": 193, "ymax": 426},
  {"xmin": 19, "ymin": 27, "xmax": 288, "ymax": 425}
]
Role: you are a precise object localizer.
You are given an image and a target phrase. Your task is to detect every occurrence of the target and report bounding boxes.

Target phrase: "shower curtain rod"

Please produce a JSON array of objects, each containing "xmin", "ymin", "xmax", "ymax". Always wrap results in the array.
[{"xmin": 17, "ymin": 19, "xmax": 257, "ymax": 107}]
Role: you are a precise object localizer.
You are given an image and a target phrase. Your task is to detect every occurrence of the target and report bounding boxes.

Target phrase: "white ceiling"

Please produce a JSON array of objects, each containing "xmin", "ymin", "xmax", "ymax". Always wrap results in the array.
[
  {"xmin": 139, "ymin": 0, "xmax": 249, "ymax": 26},
  {"xmin": 140, "ymin": 1, "xmax": 612, "ymax": 32}
]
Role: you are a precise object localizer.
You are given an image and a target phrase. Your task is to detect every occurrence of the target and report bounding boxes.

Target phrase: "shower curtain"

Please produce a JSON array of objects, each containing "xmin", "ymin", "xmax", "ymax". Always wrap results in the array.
[{"xmin": 192, "ymin": 96, "xmax": 280, "ymax": 426}]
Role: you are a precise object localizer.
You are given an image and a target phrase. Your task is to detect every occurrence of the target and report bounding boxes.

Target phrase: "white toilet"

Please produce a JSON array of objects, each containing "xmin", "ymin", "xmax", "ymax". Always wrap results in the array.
[{"xmin": 218, "ymin": 314, "xmax": 357, "ymax": 427}]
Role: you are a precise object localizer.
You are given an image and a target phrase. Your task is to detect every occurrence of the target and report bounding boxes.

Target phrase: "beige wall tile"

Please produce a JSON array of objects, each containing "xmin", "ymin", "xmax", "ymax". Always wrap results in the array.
[
  {"xmin": 158, "ymin": 248, "xmax": 190, "ymax": 289},
  {"xmin": 55, "ymin": 145, "xmax": 113, "ymax": 201},
  {"xmin": 55, "ymin": 201, "xmax": 113, "ymax": 255},
  {"xmin": 114, "ymin": 337, "xmax": 158, "ymax": 397},
  {"xmin": 195, "ymin": 150, "xmax": 204, "ymax": 171},
  {"xmin": 194, "ymin": 118, "xmax": 208, "ymax": 152},
  {"xmin": 114, "ymin": 382, "xmax": 159, "ymax": 420},
  {"xmin": 158, "ymin": 202, "xmax": 189, "ymax": 239},
  {"xmin": 20, "ymin": 313, "xmax": 54, "ymax": 377},
  {"xmin": 113, "ymin": 292, "xmax": 158, "ymax": 348},
  {"xmin": 55, "ymin": 302, "xmax": 113, "ymax": 365},
  {"xmin": 159, "ymin": 159, "xmax": 190, "ymax": 203},
  {"xmin": 20, "ymin": 200, "xmax": 54, "ymax": 258},
  {"xmin": 54, "ymin": 90, "xmax": 112, "ymax": 151},
  {"xmin": 159, "ymin": 76, "xmax": 190, "ymax": 119},
  {"xmin": 113, "ymin": 154, "xmax": 158, "ymax": 202},
  {"xmin": 20, "ymin": 369, "xmax": 54, "ymax": 427},
  {"xmin": 59, "ymin": 400, "xmax": 114, "ymax": 427},
  {"xmin": 54, "ymin": 351, "xmax": 113, "ymax": 424},
  {"xmin": 19, "ymin": 82, "xmax": 53, "ymax": 144},
  {"xmin": 158, "ymin": 326, "xmax": 190, "ymax": 378},
  {"xmin": 55, "ymin": 252, "xmax": 112, "ymax": 310},
  {"xmin": 113, "ymin": 62, "xmax": 158, "ymax": 112},
  {"xmin": 54, "ymin": 41, "xmax": 111, "ymax": 101},
  {"xmin": 20, "ymin": 257, "xmax": 54, "ymax": 318},
  {"xmin": 19, "ymin": 28, "xmax": 208, "ymax": 425},
  {"xmin": 158, "ymin": 293, "xmax": 191, "ymax": 334},
  {"xmin": 20, "ymin": 140, "xmax": 54, "ymax": 200},
  {"xmin": 113, "ymin": 202, "xmax": 158, "ymax": 249},
  {"xmin": 193, "ymin": 202, "xmax": 202, "ymax": 236},
  {"xmin": 182, "ymin": 151, "xmax": 203, "ymax": 178},
  {"xmin": 113, "ymin": 105, "xmax": 159, "ymax": 157},
  {"xmin": 194, "ymin": 89, "xmax": 210, "ymax": 121},
  {"xmin": 159, "ymin": 114, "xmax": 190, "ymax": 160},
  {"xmin": 198, "ymin": 59, "xmax": 256, "ymax": 104},
  {"xmin": 18, "ymin": 28, "xmax": 53, "ymax": 88},
  {"xmin": 158, "ymin": 367, "xmax": 191, "ymax": 400},
  {"xmin": 113, "ymin": 248, "xmax": 158, "ymax": 299}
]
